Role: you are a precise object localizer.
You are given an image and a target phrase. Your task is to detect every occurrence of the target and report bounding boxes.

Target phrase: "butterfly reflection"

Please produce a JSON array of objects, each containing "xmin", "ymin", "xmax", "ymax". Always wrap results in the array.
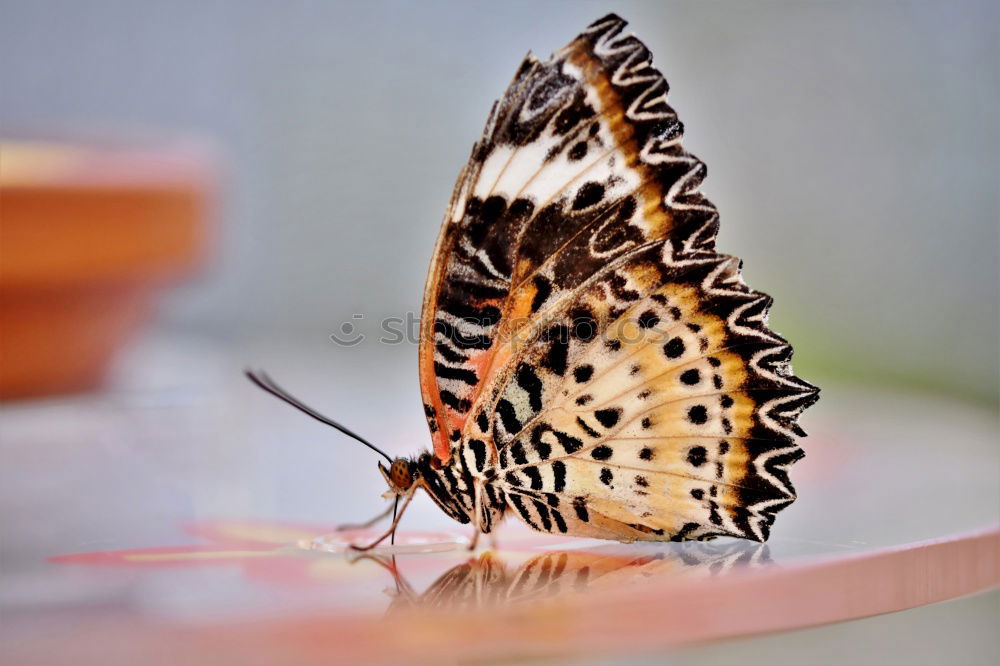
[{"xmin": 363, "ymin": 540, "xmax": 770, "ymax": 613}]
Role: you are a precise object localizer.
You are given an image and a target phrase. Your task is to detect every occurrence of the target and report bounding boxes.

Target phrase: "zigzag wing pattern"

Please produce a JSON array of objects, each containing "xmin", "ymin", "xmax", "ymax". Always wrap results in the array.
[
  {"xmin": 419, "ymin": 13, "xmax": 719, "ymax": 463},
  {"xmin": 489, "ymin": 244, "xmax": 818, "ymax": 542}
]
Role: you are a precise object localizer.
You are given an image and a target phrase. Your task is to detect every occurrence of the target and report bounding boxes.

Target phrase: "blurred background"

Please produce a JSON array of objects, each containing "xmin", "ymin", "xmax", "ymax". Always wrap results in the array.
[
  {"xmin": 2, "ymin": 0, "xmax": 996, "ymax": 401},
  {"xmin": 1, "ymin": 1, "xmax": 997, "ymax": 664}
]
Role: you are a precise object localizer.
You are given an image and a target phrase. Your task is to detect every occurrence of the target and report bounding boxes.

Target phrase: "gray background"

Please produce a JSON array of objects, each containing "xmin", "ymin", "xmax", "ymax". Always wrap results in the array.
[{"xmin": 2, "ymin": 0, "xmax": 997, "ymax": 403}]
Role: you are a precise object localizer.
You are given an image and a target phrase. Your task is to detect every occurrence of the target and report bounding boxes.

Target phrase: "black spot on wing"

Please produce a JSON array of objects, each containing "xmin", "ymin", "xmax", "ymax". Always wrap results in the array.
[
  {"xmin": 553, "ymin": 95, "xmax": 595, "ymax": 135},
  {"xmin": 557, "ymin": 431, "xmax": 584, "ymax": 454},
  {"xmin": 508, "ymin": 197, "xmax": 534, "ymax": 220},
  {"xmin": 515, "ymin": 363, "xmax": 543, "ymax": 412},
  {"xmin": 523, "ymin": 466, "xmax": 543, "ymax": 490},
  {"xmin": 672, "ymin": 522, "xmax": 700, "ymax": 541},
  {"xmin": 708, "ymin": 501, "xmax": 723, "ymax": 525},
  {"xmin": 591, "ymin": 445, "xmax": 613, "ymax": 461},
  {"xmin": 594, "ymin": 408, "xmax": 621, "ymax": 428},
  {"xmin": 568, "ymin": 141, "xmax": 588, "ymax": 161},
  {"xmin": 510, "ymin": 441, "xmax": 528, "ymax": 465},
  {"xmin": 551, "ymin": 509, "xmax": 568, "ymax": 533},
  {"xmin": 637, "ymin": 310, "xmax": 660, "ymax": 329},
  {"xmin": 497, "ymin": 399, "xmax": 521, "ymax": 434},
  {"xmin": 468, "ymin": 439, "xmax": 487, "ymax": 472},
  {"xmin": 479, "ymin": 195, "xmax": 506, "ymax": 224},
  {"xmin": 424, "ymin": 403, "xmax": 439, "ymax": 433},
  {"xmin": 552, "ymin": 460, "xmax": 566, "ymax": 492},
  {"xmin": 664, "ymin": 337, "xmax": 685, "ymax": 359},
  {"xmin": 569, "ymin": 307, "xmax": 598, "ymax": 341},
  {"xmin": 530, "ymin": 275, "xmax": 552, "ymax": 312},
  {"xmin": 529, "ymin": 425, "xmax": 552, "ymax": 460},
  {"xmin": 572, "ymin": 182, "xmax": 605, "ymax": 210},
  {"xmin": 576, "ymin": 417, "xmax": 600, "ymax": 438},
  {"xmin": 687, "ymin": 446, "xmax": 708, "ymax": 467},
  {"xmin": 541, "ymin": 330, "xmax": 569, "ymax": 376},
  {"xmin": 608, "ymin": 273, "xmax": 639, "ymax": 301},
  {"xmin": 688, "ymin": 405, "xmax": 708, "ymax": 425}
]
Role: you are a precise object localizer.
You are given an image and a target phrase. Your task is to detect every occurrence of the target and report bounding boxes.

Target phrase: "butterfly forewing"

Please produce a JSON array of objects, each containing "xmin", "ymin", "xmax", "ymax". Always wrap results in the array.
[{"xmin": 418, "ymin": 14, "xmax": 720, "ymax": 464}]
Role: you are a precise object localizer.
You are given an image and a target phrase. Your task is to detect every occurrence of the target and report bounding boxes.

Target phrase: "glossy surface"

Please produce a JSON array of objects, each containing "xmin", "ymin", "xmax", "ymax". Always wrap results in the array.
[{"xmin": 1, "ymin": 335, "xmax": 997, "ymax": 663}]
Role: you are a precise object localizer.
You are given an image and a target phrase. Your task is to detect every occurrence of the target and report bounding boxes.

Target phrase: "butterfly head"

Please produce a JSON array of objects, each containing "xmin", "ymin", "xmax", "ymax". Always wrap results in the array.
[{"xmin": 379, "ymin": 457, "xmax": 416, "ymax": 493}]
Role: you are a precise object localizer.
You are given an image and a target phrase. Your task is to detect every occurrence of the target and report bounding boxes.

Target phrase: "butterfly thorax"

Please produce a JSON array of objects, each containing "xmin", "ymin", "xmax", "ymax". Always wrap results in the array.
[{"xmin": 381, "ymin": 451, "xmax": 507, "ymax": 532}]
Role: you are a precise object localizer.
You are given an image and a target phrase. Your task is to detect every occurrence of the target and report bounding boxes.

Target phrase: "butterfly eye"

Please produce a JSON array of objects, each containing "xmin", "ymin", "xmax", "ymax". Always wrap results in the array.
[{"xmin": 390, "ymin": 459, "xmax": 414, "ymax": 490}]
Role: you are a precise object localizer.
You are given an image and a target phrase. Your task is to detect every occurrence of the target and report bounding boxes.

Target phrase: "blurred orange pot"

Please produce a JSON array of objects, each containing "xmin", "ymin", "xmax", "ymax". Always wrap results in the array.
[{"xmin": 0, "ymin": 139, "xmax": 215, "ymax": 399}]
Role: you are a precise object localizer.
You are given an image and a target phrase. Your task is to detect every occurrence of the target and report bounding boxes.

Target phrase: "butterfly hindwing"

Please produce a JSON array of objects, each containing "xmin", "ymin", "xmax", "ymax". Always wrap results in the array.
[{"xmin": 493, "ymin": 246, "xmax": 818, "ymax": 542}]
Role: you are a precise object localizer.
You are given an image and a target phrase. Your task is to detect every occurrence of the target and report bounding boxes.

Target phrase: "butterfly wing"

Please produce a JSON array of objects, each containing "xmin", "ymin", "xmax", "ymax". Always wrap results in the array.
[
  {"xmin": 492, "ymin": 245, "xmax": 818, "ymax": 542},
  {"xmin": 419, "ymin": 14, "xmax": 719, "ymax": 463}
]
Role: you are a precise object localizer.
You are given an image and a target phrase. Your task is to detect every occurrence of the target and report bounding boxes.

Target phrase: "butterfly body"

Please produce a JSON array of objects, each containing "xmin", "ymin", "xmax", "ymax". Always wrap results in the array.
[{"xmin": 380, "ymin": 452, "xmax": 508, "ymax": 533}]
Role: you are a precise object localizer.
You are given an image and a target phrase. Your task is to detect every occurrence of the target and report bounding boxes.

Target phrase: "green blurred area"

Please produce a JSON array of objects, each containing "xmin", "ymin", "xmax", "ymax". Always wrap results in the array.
[{"xmin": 777, "ymin": 316, "xmax": 998, "ymax": 409}]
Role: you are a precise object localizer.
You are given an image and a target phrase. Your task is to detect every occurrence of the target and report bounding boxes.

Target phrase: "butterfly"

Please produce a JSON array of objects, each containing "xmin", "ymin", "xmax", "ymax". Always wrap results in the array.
[{"xmin": 248, "ymin": 13, "xmax": 818, "ymax": 550}]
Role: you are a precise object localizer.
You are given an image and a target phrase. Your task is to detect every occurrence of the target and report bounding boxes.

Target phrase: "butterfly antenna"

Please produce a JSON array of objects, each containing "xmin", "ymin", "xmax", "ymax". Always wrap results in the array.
[{"xmin": 245, "ymin": 369, "xmax": 392, "ymax": 463}]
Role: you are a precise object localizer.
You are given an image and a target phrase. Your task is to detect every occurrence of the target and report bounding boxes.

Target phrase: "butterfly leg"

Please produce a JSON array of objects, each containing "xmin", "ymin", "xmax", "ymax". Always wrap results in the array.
[
  {"xmin": 467, "ymin": 481, "xmax": 485, "ymax": 551},
  {"xmin": 335, "ymin": 502, "xmax": 394, "ymax": 532},
  {"xmin": 349, "ymin": 484, "xmax": 418, "ymax": 552}
]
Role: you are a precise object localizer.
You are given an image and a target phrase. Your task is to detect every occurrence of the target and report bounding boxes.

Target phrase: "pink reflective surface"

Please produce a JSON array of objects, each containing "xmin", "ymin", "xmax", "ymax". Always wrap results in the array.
[{"xmin": 2, "ymin": 336, "xmax": 997, "ymax": 663}]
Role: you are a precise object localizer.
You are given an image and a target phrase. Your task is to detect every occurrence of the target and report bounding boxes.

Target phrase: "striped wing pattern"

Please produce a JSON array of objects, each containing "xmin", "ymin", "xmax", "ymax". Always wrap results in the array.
[
  {"xmin": 419, "ymin": 13, "xmax": 719, "ymax": 464},
  {"xmin": 416, "ymin": 14, "xmax": 818, "ymax": 542},
  {"xmin": 489, "ymin": 248, "xmax": 817, "ymax": 541}
]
